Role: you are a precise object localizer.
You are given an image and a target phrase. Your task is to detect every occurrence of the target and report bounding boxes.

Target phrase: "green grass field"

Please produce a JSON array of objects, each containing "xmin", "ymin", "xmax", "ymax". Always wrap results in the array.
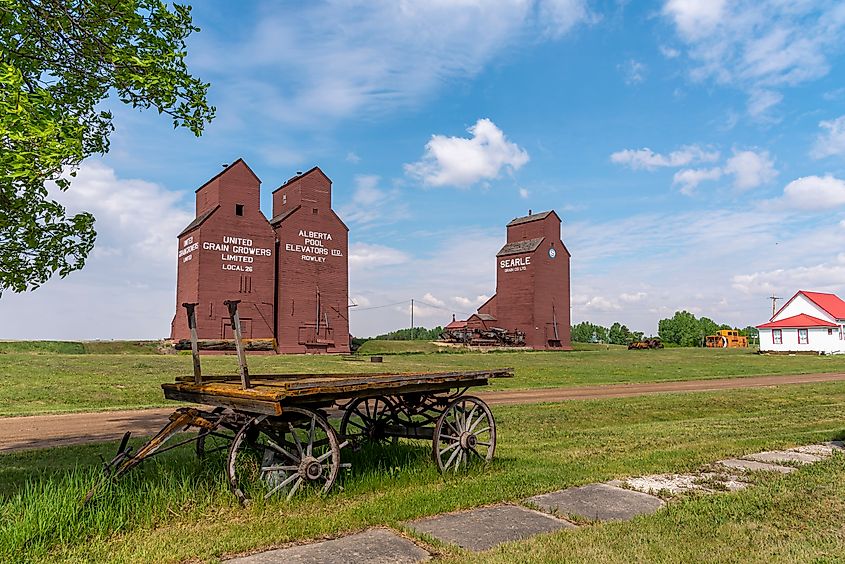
[
  {"xmin": 2, "ymin": 383, "xmax": 844, "ymax": 563},
  {"xmin": 2, "ymin": 344, "xmax": 845, "ymax": 416}
]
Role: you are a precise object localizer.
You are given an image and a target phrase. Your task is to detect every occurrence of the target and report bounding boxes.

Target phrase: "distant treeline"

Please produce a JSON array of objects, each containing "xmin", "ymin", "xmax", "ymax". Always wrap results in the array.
[
  {"xmin": 570, "ymin": 322, "xmax": 644, "ymax": 345},
  {"xmin": 572, "ymin": 311, "xmax": 759, "ymax": 347},
  {"xmin": 372, "ymin": 327, "xmax": 444, "ymax": 341},
  {"xmin": 658, "ymin": 311, "xmax": 757, "ymax": 347}
]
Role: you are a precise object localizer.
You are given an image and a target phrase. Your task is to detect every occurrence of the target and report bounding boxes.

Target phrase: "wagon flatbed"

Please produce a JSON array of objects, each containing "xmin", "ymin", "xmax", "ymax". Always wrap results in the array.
[
  {"xmin": 85, "ymin": 301, "xmax": 512, "ymax": 505},
  {"xmin": 164, "ymin": 369, "xmax": 511, "ymax": 415}
]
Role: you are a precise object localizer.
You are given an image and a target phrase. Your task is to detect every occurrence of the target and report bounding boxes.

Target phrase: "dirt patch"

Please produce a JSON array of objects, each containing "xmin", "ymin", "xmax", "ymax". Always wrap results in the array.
[{"xmin": 3, "ymin": 372, "xmax": 845, "ymax": 453}]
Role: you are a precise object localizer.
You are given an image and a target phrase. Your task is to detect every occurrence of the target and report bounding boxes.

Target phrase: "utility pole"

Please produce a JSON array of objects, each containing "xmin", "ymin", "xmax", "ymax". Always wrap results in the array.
[
  {"xmin": 768, "ymin": 294, "xmax": 781, "ymax": 318},
  {"xmin": 410, "ymin": 299, "xmax": 414, "ymax": 340}
]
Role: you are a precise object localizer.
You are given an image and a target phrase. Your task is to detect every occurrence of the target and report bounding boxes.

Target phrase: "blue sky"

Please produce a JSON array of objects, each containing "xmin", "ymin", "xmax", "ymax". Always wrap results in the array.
[{"xmin": 3, "ymin": 0, "xmax": 845, "ymax": 339}]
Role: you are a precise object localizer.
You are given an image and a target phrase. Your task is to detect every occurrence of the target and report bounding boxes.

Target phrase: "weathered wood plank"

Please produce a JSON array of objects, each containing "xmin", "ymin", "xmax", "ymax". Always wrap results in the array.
[{"xmin": 162, "ymin": 388, "xmax": 283, "ymax": 415}]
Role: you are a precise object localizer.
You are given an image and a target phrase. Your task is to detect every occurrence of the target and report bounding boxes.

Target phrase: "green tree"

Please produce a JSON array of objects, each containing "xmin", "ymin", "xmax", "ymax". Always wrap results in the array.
[
  {"xmin": 607, "ymin": 322, "xmax": 636, "ymax": 345},
  {"xmin": 570, "ymin": 321, "xmax": 611, "ymax": 343},
  {"xmin": 698, "ymin": 317, "xmax": 721, "ymax": 343},
  {"xmin": 739, "ymin": 325, "xmax": 759, "ymax": 345},
  {"xmin": 1, "ymin": 0, "xmax": 214, "ymax": 295},
  {"xmin": 658, "ymin": 310, "xmax": 704, "ymax": 347},
  {"xmin": 571, "ymin": 321, "xmax": 596, "ymax": 342},
  {"xmin": 375, "ymin": 326, "xmax": 444, "ymax": 340}
]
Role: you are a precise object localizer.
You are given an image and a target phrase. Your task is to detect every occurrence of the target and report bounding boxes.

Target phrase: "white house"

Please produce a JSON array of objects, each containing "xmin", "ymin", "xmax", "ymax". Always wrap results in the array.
[{"xmin": 757, "ymin": 290, "xmax": 845, "ymax": 354}]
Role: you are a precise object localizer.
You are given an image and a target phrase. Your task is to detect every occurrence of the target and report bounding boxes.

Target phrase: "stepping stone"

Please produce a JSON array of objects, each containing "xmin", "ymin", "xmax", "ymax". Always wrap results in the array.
[
  {"xmin": 789, "ymin": 442, "xmax": 845, "ymax": 457},
  {"xmin": 717, "ymin": 458, "xmax": 795, "ymax": 474},
  {"xmin": 743, "ymin": 450, "xmax": 822, "ymax": 465},
  {"xmin": 619, "ymin": 472, "xmax": 748, "ymax": 495},
  {"xmin": 527, "ymin": 483, "xmax": 664, "ymax": 522},
  {"xmin": 227, "ymin": 528, "xmax": 429, "ymax": 564},
  {"xmin": 405, "ymin": 504, "xmax": 573, "ymax": 552}
]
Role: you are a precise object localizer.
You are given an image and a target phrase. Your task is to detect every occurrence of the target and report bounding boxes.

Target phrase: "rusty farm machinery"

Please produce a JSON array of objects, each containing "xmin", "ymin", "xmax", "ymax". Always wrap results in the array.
[{"xmin": 440, "ymin": 326, "xmax": 526, "ymax": 347}]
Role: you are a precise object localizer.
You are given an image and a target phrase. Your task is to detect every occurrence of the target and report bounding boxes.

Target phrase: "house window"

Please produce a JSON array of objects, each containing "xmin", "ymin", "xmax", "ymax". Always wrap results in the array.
[
  {"xmin": 235, "ymin": 204, "xmax": 244, "ymax": 216},
  {"xmin": 773, "ymin": 329, "xmax": 782, "ymax": 344},
  {"xmin": 829, "ymin": 328, "xmax": 833, "ymax": 335},
  {"xmin": 798, "ymin": 329, "xmax": 808, "ymax": 344}
]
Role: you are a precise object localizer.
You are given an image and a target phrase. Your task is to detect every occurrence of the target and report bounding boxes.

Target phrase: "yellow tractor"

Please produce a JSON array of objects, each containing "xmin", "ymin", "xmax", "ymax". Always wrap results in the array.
[{"xmin": 705, "ymin": 329, "xmax": 747, "ymax": 348}]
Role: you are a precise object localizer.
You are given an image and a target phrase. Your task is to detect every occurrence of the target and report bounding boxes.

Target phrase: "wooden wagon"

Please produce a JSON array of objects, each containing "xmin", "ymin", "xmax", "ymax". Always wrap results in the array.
[{"xmin": 86, "ymin": 301, "xmax": 512, "ymax": 504}]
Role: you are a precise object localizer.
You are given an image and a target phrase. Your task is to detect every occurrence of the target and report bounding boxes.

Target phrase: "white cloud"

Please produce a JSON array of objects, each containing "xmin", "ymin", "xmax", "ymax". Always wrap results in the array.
[
  {"xmin": 659, "ymin": 45, "xmax": 680, "ymax": 59},
  {"xmin": 567, "ymin": 204, "xmax": 845, "ymax": 332},
  {"xmin": 662, "ymin": 0, "xmax": 726, "ymax": 40},
  {"xmin": 538, "ymin": 0, "xmax": 598, "ymax": 38},
  {"xmin": 662, "ymin": 1, "xmax": 845, "ymax": 118},
  {"xmin": 673, "ymin": 167, "xmax": 722, "ymax": 195},
  {"xmin": 349, "ymin": 229, "xmax": 500, "ymax": 336},
  {"xmin": 52, "ymin": 162, "xmax": 191, "ymax": 265},
  {"xmin": 519, "ymin": 187, "xmax": 530, "ymax": 199},
  {"xmin": 193, "ymin": 1, "xmax": 595, "ymax": 127},
  {"xmin": 747, "ymin": 89, "xmax": 783, "ymax": 119},
  {"xmin": 405, "ymin": 118, "xmax": 529, "ymax": 187},
  {"xmin": 348, "ymin": 242, "xmax": 410, "ymax": 271},
  {"xmin": 421, "ymin": 292, "xmax": 445, "ymax": 308},
  {"xmin": 345, "ymin": 152, "xmax": 361, "ymax": 164},
  {"xmin": 620, "ymin": 292, "xmax": 647, "ymax": 303},
  {"xmin": 452, "ymin": 295, "xmax": 491, "ymax": 310},
  {"xmin": 812, "ymin": 115, "xmax": 845, "ymax": 159},
  {"xmin": 724, "ymin": 149, "xmax": 777, "ymax": 191},
  {"xmin": 610, "ymin": 145, "xmax": 719, "ymax": 170},
  {"xmin": 616, "ymin": 145, "xmax": 776, "ymax": 194},
  {"xmin": 732, "ymin": 254, "xmax": 845, "ymax": 296},
  {"xmin": 582, "ymin": 296, "xmax": 621, "ymax": 312},
  {"xmin": 619, "ymin": 59, "xmax": 647, "ymax": 85},
  {"xmin": 338, "ymin": 175, "xmax": 410, "ymax": 229},
  {"xmin": 0, "ymin": 161, "xmax": 192, "ymax": 339},
  {"xmin": 780, "ymin": 175, "xmax": 845, "ymax": 211}
]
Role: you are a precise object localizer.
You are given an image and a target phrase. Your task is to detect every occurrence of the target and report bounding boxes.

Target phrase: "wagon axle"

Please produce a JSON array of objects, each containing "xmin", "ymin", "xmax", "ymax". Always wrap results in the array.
[{"xmin": 82, "ymin": 300, "xmax": 511, "ymax": 505}]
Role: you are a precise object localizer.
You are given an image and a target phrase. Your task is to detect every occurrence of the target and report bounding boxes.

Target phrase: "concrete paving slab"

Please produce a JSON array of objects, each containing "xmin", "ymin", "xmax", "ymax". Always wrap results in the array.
[
  {"xmin": 743, "ymin": 450, "xmax": 822, "ymax": 465},
  {"xmin": 405, "ymin": 504, "xmax": 573, "ymax": 552},
  {"xmin": 227, "ymin": 529, "xmax": 429, "ymax": 564},
  {"xmin": 717, "ymin": 458, "xmax": 795, "ymax": 474},
  {"xmin": 619, "ymin": 472, "xmax": 748, "ymax": 495},
  {"xmin": 527, "ymin": 483, "xmax": 664, "ymax": 522},
  {"xmin": 789, "ymin": 442, "xmax": 845, "ymax": 457}
]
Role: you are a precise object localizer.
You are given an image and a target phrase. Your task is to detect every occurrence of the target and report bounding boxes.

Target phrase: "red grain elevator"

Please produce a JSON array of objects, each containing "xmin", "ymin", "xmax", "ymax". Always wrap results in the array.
[
  {"xmin": 170, "ymin": 161, "xmax": 349, "ymax": 354},
  {"xmin": 271, "ymin": 167, "xmax": 350, "ymax": 353},
  {"xmin": 171, "ymin": 159, "xmax": 276, "ymax": 344},
  {"xmin": 477, "ymin": 210, "xmax": 571, "ymax": 350}
]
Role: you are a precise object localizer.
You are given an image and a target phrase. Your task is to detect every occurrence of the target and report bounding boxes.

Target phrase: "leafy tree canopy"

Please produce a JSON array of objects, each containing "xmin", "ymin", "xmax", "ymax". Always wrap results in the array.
[
  {"xmin": 374, "ymin": 326, "xmax": 444, "ymax": 341},
  {"xmin": 0, "ymin": 0, "xmax": 214, "ymax": 295},
  {"xmin": 658, "ymin": 311, "xmax": 746, "ymax": 347},
  {"xmin": 571, "ymin": 321, "xmax": 644, "ymax": 345}
]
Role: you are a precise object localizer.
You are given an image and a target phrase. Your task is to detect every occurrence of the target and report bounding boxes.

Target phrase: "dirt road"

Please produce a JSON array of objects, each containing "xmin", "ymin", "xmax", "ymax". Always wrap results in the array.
[{"xmin": 3, "ymin": 372, "xmax": 845, "ymax": 453}]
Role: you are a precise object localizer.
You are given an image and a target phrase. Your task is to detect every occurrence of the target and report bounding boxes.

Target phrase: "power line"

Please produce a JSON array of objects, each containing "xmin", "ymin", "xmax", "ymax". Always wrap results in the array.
[
  {"xmin": 350, "ymin": 300, "xmax": 409, "ymax": 312},
  {"xmin": 348, "ymin": 297, "xmax": 475, "ymax": 318}
]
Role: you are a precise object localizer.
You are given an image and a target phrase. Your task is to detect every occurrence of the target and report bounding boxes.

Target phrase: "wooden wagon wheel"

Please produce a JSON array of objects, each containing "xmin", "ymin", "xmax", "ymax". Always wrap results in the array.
[
  {"xmin": 339, "ymin": 396, "xmax": 396, "ymax": 446},
  {"xmin": 432, "ymin": 396, "xmax": 496, "ymax": 474},
  {"xmin": 226, "ymin": 408, "xmax": 345, "ymax": 504},
  {"xmin": 195, "ymin": 407, "xmax": 237, "ymax": 459}
]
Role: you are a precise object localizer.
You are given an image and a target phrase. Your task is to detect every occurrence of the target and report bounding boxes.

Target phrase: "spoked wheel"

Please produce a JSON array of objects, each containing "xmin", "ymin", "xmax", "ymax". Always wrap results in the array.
[
  {"xmin": 340, "ymin": 396, "xmax": 396, "ymax": 446},
  {"xmin": 195, "ymin": 407, "xmax": 235, "ymax": 460},
  {"xmin": 433, "ymin": 396, "xmax": 496, "ymax": 474},
  {"xmin": 227, "ymin": 408, "xmax": 346, "ymax": 504}
]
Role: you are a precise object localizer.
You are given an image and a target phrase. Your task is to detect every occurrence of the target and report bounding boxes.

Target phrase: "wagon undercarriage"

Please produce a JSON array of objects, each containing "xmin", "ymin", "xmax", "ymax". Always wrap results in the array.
[{"xmin": 84, "ymin": 301, "xmax": 511, "ymax": 504}]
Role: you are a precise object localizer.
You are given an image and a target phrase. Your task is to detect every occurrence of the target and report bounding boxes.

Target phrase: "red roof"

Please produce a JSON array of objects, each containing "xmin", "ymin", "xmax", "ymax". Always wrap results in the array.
[
  {"xmin": 800, "ymin": 291, "xmax": 845, "ymax": 319},
  {"xmin": 772, "ymin": 290, "xmax": 845, "ymax": 321},
  {"xmin": 445, "ymin": 320, "xmax": 467, "ymax": 330},
  {"xmin": 757, "ymin": 314, "xmax": 838, "ymax": 329}
]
